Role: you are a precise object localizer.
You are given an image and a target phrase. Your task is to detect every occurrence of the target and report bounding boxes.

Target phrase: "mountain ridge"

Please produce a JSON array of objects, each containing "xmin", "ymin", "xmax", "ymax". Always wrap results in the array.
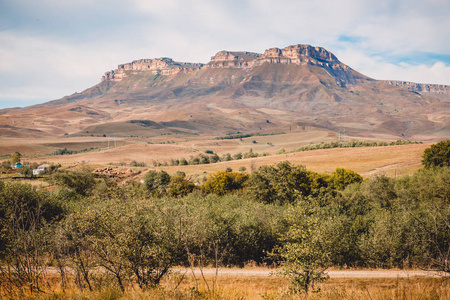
[{"xmin": 0, "ymin": 43, "xmax": 449, "ymax": 141}]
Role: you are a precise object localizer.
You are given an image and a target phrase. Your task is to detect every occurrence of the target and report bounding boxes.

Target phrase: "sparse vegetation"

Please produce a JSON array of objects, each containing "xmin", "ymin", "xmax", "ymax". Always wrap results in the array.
[{"xmin": 292, "ymin": 140, "xmax": 421, "ymax": 153}]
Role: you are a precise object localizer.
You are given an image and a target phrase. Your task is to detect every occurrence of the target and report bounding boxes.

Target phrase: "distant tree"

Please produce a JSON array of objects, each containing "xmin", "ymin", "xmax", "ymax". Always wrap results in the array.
[
  {"xmin": 202, "ymin": 171, "xmax": 248, "ymax": 196},
  {"xmin": 233, "ymin": 152, "xmax": 242, "ymax": 160},
  {"xmin": 144, "ymin": 170, "xmax": 171, "ymax": 197},
  {"xmin": 53, "ymin": 166, "xmax": 95, "ymax": 196},
  {"xmin": 10, "ymin": 152, "xmax": 21, "ymax": 165},
  {"xmin": 2, "ymin": 160, "xmax": 11, "ymax": 170},
  {"xmin": 175, "ymin": 171, "xmax": 186, "ymax": 178},
  {"xmin": 167, "ymin": 176, "xmax": 195, "ymax": 197},
  {"xmin": 330, "ymin": 168, "xmax": 363, "ymax": 190},
  {"xmin": 422, "ymin": 140, "xmax": 450, "ymax": 168},
  {"xmin": 20, "ymin": 165, "xmax": 33, "ymax": 177},
  {"xmin": 221, "ymin": 153, "xmax": 232, "ymax": 161},
  {"xmin": 209, "ymin": 153, "xmax": 220, "ymax": 164},
  {"xmin": 245, "ymin": 161, "xmax": 311, "ymax": 204}
]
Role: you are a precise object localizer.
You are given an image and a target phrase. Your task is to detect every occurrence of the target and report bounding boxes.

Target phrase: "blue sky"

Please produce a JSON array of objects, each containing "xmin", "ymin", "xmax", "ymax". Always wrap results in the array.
[{"xmin": 1, "ymin": 0, "xmax": 449, "ymax": 109}]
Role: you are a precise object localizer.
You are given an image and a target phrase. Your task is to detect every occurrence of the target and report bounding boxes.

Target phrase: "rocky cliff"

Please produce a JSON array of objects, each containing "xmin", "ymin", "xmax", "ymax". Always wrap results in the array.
[
  {"xmin": 102, "ymin": 44, "xmax": 359, "ymax": 86},
  {"xmin": 102, "ymin": 58, "xmax": 203, "ymax": 81},
  {"xmin": 383, "ymin": 80, "xmax": 450, "ymax": 96}
]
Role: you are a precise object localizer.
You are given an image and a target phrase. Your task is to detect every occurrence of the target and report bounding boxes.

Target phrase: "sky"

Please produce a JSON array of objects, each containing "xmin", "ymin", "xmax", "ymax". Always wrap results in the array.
[{"xmin": 1, "ymin": 0, "xmax": 450, "ymax": 109}]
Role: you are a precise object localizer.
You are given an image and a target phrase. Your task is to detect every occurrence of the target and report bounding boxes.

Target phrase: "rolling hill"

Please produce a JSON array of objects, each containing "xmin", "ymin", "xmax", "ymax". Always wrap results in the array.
[{"xmin": 0, "ymin": 44, "xmax": 449, "ymax": 141}]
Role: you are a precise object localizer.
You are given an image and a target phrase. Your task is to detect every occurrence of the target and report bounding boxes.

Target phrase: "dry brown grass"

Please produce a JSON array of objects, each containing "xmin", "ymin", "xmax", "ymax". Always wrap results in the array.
[
  {"xmin": 158, "ymin": 143, "xmax": 429, "ymax": 178},
  {"xmin": 0, "ymin": 130, "xmax": 430, "ymax": 181},
  {"xmin": 4, "ymin": 272, "xmax": 449, "ymax": 300}
]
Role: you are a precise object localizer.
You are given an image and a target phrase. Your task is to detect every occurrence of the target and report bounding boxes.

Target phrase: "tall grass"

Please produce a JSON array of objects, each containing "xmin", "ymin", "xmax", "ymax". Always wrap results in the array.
[{"xmin": 5, "ymin": 272, "xmax": 449, "ymax": 300}]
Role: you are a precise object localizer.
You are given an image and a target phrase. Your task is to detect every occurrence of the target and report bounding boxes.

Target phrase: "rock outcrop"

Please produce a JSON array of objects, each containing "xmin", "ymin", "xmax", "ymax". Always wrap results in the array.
[
  {"xmin": 383, "ymin": 80, "xmax": 450, "ymax": 96},
  {"xmin": 102, "ymin": 58, "xmax": 203, "ymax": 81},
  {"xmin": 102, "ymin": 44, "xmax": 358, "ymax": 86},
  {"xmin": 101, "ymin": 43, "xmax": 449, "ymax": 93}
]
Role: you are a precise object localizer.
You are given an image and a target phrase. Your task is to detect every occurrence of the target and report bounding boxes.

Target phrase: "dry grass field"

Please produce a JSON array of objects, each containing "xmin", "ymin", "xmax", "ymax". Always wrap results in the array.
[
  {"xmin": 1, "ymin": 137, "xmax": 428, "ymax": 185},
  {"xmin": 0, "ymin": 128, "xmax": 430, "ymax": 180},
  {"xmin": 8, "ymin": 271, "xmax": 449, "ymax": 300}
]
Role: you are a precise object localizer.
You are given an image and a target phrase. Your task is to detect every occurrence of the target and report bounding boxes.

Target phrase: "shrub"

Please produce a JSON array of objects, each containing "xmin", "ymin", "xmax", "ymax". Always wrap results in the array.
[
  {"xmin": 422, "ymin": 140, "xmax": 450, "ymax": 168},
  {"xmin": 143, "ymin": 170, "xmax": 171, "ymax": 197},
  {"xmin": 167, "ymin": 176, "xmax": 195, "ymax": 197},
  {"xmin": 53, "ymin": 166, "xmax": 95, "ymax": 196},
  {"xmin": 330, "ymin": 168, "xmax": 363, "ymax": 190},
  {"xmin": 245, "ymin": 161, "xmax": 311, "ymax": 204},
  {"xmin": 202, "ymin": 171, "xmax": 249, "ymax": 196}
]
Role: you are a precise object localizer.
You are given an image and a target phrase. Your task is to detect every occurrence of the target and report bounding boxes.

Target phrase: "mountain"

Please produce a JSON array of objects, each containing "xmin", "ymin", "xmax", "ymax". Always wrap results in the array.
[{"xmin": 1, "ymin": 44, "xmax": 449, "ymax": 140}]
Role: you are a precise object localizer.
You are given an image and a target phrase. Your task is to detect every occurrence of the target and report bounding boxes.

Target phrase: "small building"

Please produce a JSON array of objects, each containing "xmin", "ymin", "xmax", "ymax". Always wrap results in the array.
[
  {"xmin": 11, "ymin": 163, "xmax": 22, "ymax": 168},
  {"xmin": 33, "ymin": 164, "xmax": 50, "ymax": 175}
]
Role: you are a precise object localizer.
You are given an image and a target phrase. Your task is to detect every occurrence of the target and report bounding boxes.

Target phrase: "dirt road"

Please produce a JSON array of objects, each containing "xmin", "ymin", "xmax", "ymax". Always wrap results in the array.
[{"xmin": 179, "ymin": 268, "xmax": 446, "ymax": 278}]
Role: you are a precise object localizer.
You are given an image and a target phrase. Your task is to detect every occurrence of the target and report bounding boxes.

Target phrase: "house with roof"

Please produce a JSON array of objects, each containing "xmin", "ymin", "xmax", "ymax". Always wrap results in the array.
[
  {"xmin": 33, "ymin": 164, "xmax": 50, "ymax": 175},
  {"xmin": 11, "ymin": 162, "xmax": 22, "ymax": 168}
]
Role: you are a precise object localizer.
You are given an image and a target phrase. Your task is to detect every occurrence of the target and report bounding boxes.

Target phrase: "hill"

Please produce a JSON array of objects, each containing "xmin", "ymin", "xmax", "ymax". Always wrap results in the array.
[{"xmin": 0, "ymin": 44, "xmax": 449, "ymax": 142}]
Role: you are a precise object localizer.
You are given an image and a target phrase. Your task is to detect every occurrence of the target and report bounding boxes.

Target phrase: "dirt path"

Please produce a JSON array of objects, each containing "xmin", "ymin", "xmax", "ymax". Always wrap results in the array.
[
  {"xmin": 176, "ymin": 268, "xmax": 447, "ymax": 278},
  {"xmin": 43, "ymin": 267, "xmax": 446, "ymax": 278}
]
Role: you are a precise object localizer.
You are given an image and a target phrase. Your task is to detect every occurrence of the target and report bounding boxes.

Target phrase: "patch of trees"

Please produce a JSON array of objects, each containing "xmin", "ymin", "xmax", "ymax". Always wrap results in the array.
[
  {"xmin": 1, "ymin": 141, "xmax": 449, "ymax": 296},
  {"xmin": 214, "ymin": 132, "xmax": 285, "ymax": 140},
  {"xmin": 165, "ymin": 148, "xmax": 267, "ymax": 167},
  {"xmin": 292, "ymin": 140, "xmax": 421, "ymax": 153}
]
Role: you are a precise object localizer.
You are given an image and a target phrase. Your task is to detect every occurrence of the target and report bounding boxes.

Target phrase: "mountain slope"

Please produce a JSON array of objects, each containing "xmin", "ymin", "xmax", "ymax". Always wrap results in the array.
[{"xmin": 0, "ymin": 44, "xmax": 449, "ymax": 140}]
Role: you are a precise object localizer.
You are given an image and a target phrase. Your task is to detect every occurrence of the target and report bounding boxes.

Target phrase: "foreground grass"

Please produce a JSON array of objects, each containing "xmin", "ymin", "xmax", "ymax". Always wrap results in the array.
[{"xmin": 5, "ymin": 273, "xmax": 449, "ymax": 300}]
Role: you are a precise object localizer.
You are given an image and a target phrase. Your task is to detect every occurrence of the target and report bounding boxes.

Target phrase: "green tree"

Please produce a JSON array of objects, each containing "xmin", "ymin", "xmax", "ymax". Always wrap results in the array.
[
  {"xmin": 330, "ymin": 168, "xmax": 363, "ymax": 190},
  {"xmin": 201, "ymin": 171, "xmax": 248, "ymax": 196},
  {"xmin": 422, "ymin": 140, "xmax": 450, "ymax": 168},
  {"xmin": 53, "ymin": 166, "xmax": 95, "ymax": 196},
  {"xmin": 10, "ymin": 152, "xmax": 21, "ymax": 165},
  {"xmin": 167, "ymin": 175, "xmax": 195, "ymax": 197},
  {"xmin": 245, "ymin": 161, "xmax": 312, "ymax": 204},
  {"xmin": 20, "ymin": 165, "xmax": 33, "ymax": 177},
  {"xmin": 274, "ymin": 203, "xmax": 332, "ymax": 294},
  {"xmin": 144, "ymin": 170, "xmax": 171, "ymax": 197},
  {"xmin": 0, "ymin": 181, "xmax": 65, "ymax": 294}
]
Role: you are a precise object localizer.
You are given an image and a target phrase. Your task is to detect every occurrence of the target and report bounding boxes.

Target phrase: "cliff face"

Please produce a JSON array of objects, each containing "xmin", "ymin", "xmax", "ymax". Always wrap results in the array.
[
  {"xmin": 102, "ymin": 44, "xmax": 359, "ymax": 86},
  {"xmin": 383, "ymin": 80, "xmax": 450, "ymax": 96},
  {"xmin": 102, "ymin": 58, "xmax": 203, "ymax": 81}
]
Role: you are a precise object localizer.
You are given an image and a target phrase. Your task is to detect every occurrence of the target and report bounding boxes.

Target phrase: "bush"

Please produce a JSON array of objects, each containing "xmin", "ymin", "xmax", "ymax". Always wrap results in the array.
[
  {"xmin": 53, "ymin": 166, "xmax": 96, "ymax": 196},
  {"xmin": 422, "ymin": 140, "xmax": 450, "ymax": 168},
  {"xmin": 330, "ymin": 168, "xmax": 363, "ymax": 190},
  {"xmin": 144, "ymin": 170, "xmax": 171, "ymax": 197},
  {"xmin": 202, "ymin": 171, "xmax": 249, "ymax": 196},
  {"xmin": 245, "ymin": 161, "xmax": 311, "ymax": 204},
  {"xmin": 167, "ymin": 176, "xmax": 195, "ymax": 197}
]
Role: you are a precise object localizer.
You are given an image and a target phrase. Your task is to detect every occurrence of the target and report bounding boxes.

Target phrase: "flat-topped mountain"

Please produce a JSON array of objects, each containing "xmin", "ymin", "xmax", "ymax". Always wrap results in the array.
[{"xmin": 1, "ymin": 44, "xmax": 449, "ymax": 140}]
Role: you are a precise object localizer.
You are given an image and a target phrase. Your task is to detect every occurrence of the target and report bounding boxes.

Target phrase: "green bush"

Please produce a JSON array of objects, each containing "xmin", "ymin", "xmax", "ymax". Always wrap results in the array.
[
  {"xmin": 144, "ymin": 170, "xmax": 171, "ymax": 197},
  {"xmin": 202, "ymin": 171, "xmax": 249, "ymax": 196},
  {"xmin": 422, "ymin": 140, "xmax": 450, "ymax": 168}
]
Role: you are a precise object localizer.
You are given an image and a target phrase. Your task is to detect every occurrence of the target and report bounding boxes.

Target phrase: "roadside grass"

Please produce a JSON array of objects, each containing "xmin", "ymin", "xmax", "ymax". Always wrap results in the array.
[{"xmin": 5, "ymin": 273, "xmax": 449, "ymax": 299}]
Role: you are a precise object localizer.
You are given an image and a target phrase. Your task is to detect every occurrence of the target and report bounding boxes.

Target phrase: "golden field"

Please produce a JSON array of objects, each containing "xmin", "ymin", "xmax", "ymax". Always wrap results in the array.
[
  {"xmin": 0, "ymin": 129, "xmax": 431, "ymax": 181},
  {"xmin": 7, "ymin": 270, "xmax": 449, "ymax": 300}
]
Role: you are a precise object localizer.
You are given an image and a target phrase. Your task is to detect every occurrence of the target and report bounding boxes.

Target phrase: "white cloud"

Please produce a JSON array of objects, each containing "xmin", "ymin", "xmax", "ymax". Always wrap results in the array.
[{"xmin": 336, "ymin": 48, "xmax": 450, "ymax": 85}]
